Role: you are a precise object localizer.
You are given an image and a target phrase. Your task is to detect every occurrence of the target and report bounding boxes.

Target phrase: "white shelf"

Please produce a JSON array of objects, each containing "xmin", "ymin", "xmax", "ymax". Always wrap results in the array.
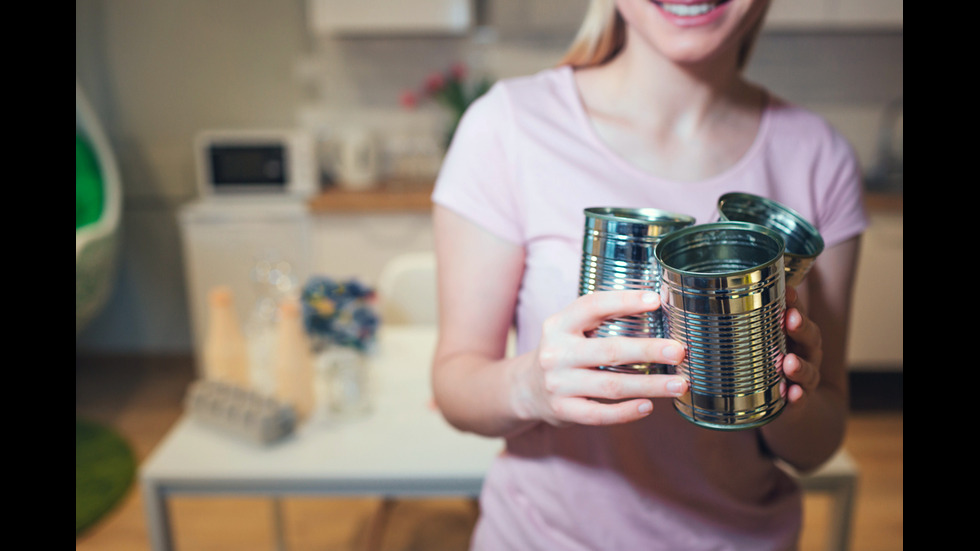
[
  {"xmin": 765, "ymin": 0, "xmax": 903, "ymax": 30},
  {"xmin": 307, "ymin": 0, "xmax": 473, "ymax": 35}
]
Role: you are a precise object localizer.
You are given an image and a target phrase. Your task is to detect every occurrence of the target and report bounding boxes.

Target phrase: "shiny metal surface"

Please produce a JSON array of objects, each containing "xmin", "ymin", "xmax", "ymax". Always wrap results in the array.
[
  {"xmin": 716, "ymin": 192, "xmax": 824, "ymax": 287},
  {"xmin": 579, "ymin": 207, "xmax": 695, "ymax": 374},
  {"xmin": 655, "ymin": 222, "xmax": 787, "ymax": 430}
]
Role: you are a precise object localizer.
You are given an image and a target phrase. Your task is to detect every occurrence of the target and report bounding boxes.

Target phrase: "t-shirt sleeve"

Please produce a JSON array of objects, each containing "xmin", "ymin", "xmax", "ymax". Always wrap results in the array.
[
  {"xmin": 813, "ymin": 126, "xmax": 870, "ymax": 249},
  {"xmin": 431, "ymin": 83, "xmax": 524, "ymax": 245}
]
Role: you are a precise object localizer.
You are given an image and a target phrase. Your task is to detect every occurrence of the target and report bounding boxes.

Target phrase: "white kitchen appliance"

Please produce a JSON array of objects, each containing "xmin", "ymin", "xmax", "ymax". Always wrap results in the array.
[
  {"xmin": 332, "ymin": 128, "xmax": 382, "ymax": 190},
  {"xmin": 178, "ymin": 199, "xmax": 315, "ymax": 376},
  {"xmin": 195, "ymin": 128, "xmax": 319, "ymax": 198}
]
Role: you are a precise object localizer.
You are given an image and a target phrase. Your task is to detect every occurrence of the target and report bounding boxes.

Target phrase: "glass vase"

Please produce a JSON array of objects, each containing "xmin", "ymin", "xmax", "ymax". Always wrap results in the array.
[{"xmin": 314, "ymin": 344, "xmax": 372, "ymax": 419}]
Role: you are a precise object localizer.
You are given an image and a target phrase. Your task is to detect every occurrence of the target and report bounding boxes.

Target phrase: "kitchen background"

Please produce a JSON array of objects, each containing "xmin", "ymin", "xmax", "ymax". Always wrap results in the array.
[{"xmin": 75, "ymin": 0, "xmax": 902, "ymax": 376}]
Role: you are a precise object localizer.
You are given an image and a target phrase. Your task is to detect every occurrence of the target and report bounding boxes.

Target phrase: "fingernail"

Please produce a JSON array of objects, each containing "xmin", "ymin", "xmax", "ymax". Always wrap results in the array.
[
  {"xmin": 638, "ymin": 401, "xmax": 653, "ymax": 414},
  {"xmin": 788, "ymin": 310, "xmax": 801, "ymax": 329},
  {"xmin": 664, "ymin": 344, "xmax": 684, "ymax": 362},
  {"xmin": 641, "ymin": 292, "xmax": 658, "ymax": 304},
  {"xmin": 666, "ymin": 379, "xmax": 686, "ymax": 394}
]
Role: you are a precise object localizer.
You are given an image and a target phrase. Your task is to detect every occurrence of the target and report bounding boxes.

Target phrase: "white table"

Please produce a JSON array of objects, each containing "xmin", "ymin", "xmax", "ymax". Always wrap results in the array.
[
  {"xmin": 141, "ymin": 325, "xmax": 858, "ymax": 551},
  {"xmin": 140, "ymin": 325, "xmax": 503, "ymax": 551}
]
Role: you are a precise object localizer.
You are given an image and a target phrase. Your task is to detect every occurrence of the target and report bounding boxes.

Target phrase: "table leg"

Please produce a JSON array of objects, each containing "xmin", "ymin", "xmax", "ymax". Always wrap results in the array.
[
  {"xmin": 271, "ymin": 497, "xmax": 287, "ymax": 551},
  {"xmin": 361, "ymin": 497, "xmax": 395, "ymax": 551},
  {"xmin": 140, "ymin": 479, "xmax": 174, "ymax": 551},
  {"xmin": 826, "ymin": 479, "xmax": 857, "ymax": 551}
]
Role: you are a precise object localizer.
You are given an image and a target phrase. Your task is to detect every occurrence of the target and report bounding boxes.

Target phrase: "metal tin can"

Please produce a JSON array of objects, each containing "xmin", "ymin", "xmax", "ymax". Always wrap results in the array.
[
  {"xmin": 716, "ymin": 192, "xmax": 824, "ymax": 287},
  {"xmin": 655, "ymin": 221, "xmax": 787, "ymax": 430},
  {"xmin": 579, "ymin": 207, "xmax": 695, "ymax": 374}
]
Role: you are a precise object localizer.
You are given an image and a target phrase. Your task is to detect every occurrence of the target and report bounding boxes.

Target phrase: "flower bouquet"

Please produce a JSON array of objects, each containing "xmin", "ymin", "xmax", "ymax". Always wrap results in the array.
[
  {"xmin": 300, "ymin": 277, "xmax": 380, "ymax": 353},
  {"xmin": 300, "ymin": 276, "xmax": 379, "ymax": 417},
  {"xmin": 401, "ymin": 62, "xmax": 493, "ymax": 147}
]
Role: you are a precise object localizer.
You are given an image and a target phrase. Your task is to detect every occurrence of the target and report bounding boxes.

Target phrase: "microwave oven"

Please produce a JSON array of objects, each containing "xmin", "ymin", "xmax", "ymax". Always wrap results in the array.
[{"xmin": 194, "ymin": 129, "xmax": 318, "ymax": 198}]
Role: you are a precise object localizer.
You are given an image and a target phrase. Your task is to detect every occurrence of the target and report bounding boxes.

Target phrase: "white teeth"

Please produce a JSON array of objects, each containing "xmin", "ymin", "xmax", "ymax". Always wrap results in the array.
[{"xmin": 660, "ymin": 2, "xmax": 717, "ymax": 16}]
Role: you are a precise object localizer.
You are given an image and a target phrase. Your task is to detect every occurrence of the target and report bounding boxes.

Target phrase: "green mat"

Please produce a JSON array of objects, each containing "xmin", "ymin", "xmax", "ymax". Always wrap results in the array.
[{"xmin": 76, "ymin": 418, "xmax": 136, "ymax": 537}]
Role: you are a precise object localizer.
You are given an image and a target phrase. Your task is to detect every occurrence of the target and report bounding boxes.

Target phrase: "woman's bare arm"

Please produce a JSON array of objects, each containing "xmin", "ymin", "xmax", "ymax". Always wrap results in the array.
[{"xmin": 431, "ymin": 205, "xmax": 690, "ymax": 438}]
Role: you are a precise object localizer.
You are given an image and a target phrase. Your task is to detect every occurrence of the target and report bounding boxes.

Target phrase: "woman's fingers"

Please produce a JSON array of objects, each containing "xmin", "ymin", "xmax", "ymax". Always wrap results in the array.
[
  {"xmin": 785, "ymin": 306, "xmax": 822, "ymax": 365},
  {"xmin": 782, "ymin": 297, "xmax": 823, "ymax": 404},
  {"xmin": 530, "ymin": 289, "xmax": 692, "ymax": 426},
  {"xmin": 785, "ymin": 286, "xmax": 806, "ymax": 316},
  {"xmin": 551, "ymin": 396, "xmax": 657, "ymax": 426},
  {"xmin": 540, "ymin": 334, "xmax": 685, "ymax": 372},
  {"xmin": 782, "ymin": 353, "xmax": 818, "ymax": 404},
  {"xmin": 547, "ymin": 290, "xmax": 661, "ymax": 335},
  {"xmin": 544, "ymin": 368, "xmax": 688, "ymax": 401}
]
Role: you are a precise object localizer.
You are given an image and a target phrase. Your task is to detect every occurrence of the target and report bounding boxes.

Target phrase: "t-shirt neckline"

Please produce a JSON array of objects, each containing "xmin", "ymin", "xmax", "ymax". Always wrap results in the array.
[{"xmin": 557, "ymin": 65, "xmax": 772, "ymax": 187}]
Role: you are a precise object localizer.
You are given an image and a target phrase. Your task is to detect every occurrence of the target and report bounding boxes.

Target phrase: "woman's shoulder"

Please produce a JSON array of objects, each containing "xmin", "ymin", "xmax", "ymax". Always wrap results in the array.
[
  {"xmin": 765, "ymin": 96, "xmax": 849, "ymax": 143},
  {"xmin": 458, "ymin": 65, "xmax": 581, "ymax": 141},
  {"xmin": 483, "ymin": 66, "xmax": 577, "ymax": 112},
  {"xmin": 762, "ymin": 94, "xmax": 857, "ymax": 161}
]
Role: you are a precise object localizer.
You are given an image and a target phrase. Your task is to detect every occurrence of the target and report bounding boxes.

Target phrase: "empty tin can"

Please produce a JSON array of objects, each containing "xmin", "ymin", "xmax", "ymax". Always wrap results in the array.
[
  {"xmin": 579, "ymin": 207, "xmax": 695, "ymax": 374},
  {"xmin": 716, "ymin": 192, "xmax": 824, "ymax": 287},
  {"xmin": 655, "ymin": 221, "xmax": 787, "ymax": 430}
]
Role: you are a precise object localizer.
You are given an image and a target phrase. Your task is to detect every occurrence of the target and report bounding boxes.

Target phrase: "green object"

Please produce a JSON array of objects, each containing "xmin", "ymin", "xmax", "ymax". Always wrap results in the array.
[
  {"xmin": 76, "ymin": 133, "xmax": 104, "ymax": 230},
  {"xmin": 76, "ymin": 418, "xmax": 136, "ymax": 537}
]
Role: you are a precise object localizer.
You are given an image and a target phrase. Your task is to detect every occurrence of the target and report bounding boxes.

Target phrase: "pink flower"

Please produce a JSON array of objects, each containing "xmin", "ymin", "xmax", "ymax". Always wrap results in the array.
[
  {"xmin": 450, "ymin": 62, "xmax": 467, "ymax": 81},
  {"xmin": 424, "ymin": 72, "xmax": 445, "ymax": 95},
  {"xmin": 399, "ymin": 89, "xmax": 418, "ymax": 110}
]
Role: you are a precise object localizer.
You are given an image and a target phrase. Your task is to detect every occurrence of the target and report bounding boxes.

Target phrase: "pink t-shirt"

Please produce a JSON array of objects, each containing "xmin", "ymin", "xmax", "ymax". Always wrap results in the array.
[{"xmin": 432, "ymin": 66, "xmax": 868, "ymax": 551}]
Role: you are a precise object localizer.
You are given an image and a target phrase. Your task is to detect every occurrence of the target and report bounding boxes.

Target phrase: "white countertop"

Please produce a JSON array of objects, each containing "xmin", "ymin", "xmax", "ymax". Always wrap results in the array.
[{"xmin": 141, "ymin": 325, "xmax": 503, "ymax": 495}]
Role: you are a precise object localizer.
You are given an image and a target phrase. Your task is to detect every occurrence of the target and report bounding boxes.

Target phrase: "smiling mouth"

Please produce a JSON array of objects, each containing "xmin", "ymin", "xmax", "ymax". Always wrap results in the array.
[{"xmin": 651, "ymin": 0, "xmax": 732, "ymax": 17}]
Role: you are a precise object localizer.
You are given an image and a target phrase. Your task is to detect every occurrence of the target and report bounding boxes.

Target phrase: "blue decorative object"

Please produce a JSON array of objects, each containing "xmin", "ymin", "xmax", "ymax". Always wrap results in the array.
[{"xmin": 300, "ymin": 277, "xmax": 380, "ymax": 352}]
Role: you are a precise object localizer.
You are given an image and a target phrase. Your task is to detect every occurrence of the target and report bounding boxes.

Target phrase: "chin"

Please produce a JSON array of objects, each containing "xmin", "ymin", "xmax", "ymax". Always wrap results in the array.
[
  {"xmin": 622, "ymin": 0, "xmax": 767, "ymax": 68},
  {"xmin": 642, "ymin": 35, "xmax": 740, "ymax": 69}
]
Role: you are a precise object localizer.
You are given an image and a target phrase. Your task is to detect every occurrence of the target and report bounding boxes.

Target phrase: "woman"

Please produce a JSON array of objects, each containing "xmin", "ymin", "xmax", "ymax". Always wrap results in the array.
[{"xmin": 430, "ymin": 0, "xmax": 867, "ymax": 548}]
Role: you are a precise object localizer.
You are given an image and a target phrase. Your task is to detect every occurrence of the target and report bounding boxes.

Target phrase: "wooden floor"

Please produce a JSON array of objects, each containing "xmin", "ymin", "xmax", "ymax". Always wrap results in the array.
[{"xmin": 76, "ymin": 354, "xmax": 902, "ymax": 551}]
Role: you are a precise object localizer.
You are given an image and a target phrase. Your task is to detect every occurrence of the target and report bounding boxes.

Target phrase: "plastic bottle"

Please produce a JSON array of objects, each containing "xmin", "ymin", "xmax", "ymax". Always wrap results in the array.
[
  {"xmin": 203, "ymin": 286, "xmax": 251, "ymax": 388},
  {"xmin": 274, "ymin": 298, "xmax": 316, "ymax": 422}
]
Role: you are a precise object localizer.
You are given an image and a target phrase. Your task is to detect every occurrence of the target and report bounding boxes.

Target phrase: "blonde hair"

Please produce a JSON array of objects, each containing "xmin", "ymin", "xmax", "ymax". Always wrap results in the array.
[
  {"xmin": 557, "ymin": 0, "xmax": 769, "ymax": 70},
  {"xmin": 557, "ymin": 0, "xmax": 624, "ymax": 69}
]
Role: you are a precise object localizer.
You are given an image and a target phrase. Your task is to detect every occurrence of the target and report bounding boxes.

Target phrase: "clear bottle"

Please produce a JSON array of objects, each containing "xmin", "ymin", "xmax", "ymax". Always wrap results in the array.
[
  {"xmin": 203, "ymin": 286, "xmax": 251, "ymax": 388},
  {"xmin": 244, "ymin": 294, "xmax": 278, "ymax": 395},
  {"xmin": 274, "ymin": 298, "xmax": 316, "ymax": 422},
  {"xmin": 244, "ymin": 255, "xmax": 296, "ymax": 395}
]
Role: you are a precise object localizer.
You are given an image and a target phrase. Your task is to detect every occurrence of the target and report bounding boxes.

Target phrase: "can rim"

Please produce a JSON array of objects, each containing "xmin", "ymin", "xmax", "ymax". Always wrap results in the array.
[
  {"xmin": 584, "ymin": 207, "xmax": 696, "ymax": 226},
  {"xmin": 654, "ymin": 221, "xmax": 786, "ymax": 278},
  {"xmin": 717, "ymin": 192, "xmax": 824, "ymax": 258}
]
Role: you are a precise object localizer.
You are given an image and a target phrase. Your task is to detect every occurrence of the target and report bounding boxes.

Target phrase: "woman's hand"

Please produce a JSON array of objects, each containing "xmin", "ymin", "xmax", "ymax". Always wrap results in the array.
[
  {"xmin": 510, "ymin": 289, "xmax": 689, "ymax": 427},
  {"xmin": 781, "ymin": 286, "xmax": 824, "ymax": 407}
]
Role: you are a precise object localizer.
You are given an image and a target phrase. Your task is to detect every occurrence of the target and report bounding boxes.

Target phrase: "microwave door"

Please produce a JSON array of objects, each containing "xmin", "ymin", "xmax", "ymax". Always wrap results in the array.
[{"xmin": 210, "ymin": 145, "xmax": 288, "ymax": 194}]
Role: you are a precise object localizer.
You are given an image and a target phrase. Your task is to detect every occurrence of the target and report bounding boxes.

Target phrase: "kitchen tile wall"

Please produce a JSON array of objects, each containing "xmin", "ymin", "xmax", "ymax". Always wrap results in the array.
[
  {"xmin": 298, "ymin": 8, "xmax": 902, "ymax": 179},
  {"xmin": 76, "ymin": 0, "xmax": 901, "ymax": 355}
]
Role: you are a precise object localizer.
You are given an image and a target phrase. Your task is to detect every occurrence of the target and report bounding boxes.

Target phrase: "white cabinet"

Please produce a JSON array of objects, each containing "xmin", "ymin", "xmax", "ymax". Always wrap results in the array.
[
  {"xmin": 311, "ymin": 212, "xmax": 435, "ymax": 284},
  {"xmin": 178, "ymin": 198, "xmax": 315, "ymax": 373},
  {"xmin": 307, "ymin": 0, "xmax": 473, "ymax": 35},
  {"xmin": 766, "ymin": 0, "xmax": 903, "ymax": 29},
  {"xmin": 846, "ymin": 210, "xmax": 903, "ymax": 370}
]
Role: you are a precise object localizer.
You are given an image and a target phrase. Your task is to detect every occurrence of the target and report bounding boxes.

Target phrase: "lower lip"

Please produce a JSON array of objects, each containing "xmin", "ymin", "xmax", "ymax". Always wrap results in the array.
[{"xmin": 653, "ymin": 1, "xmax": 731, "ymax": 27}]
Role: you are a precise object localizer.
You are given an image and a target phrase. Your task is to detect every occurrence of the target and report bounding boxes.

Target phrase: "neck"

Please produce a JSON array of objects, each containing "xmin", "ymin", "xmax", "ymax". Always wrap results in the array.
[
  {"xmin": 599, "ymin": 28, "xmax": 750, "ymax": 131},
  {"xmin": 571, "ymin": 29, "xmax": 766, "ymax": 182}
]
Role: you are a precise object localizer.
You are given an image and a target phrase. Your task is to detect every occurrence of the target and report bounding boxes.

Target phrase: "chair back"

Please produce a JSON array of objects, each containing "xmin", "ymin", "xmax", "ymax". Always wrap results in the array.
[
  {"xmin": 77, "ymin": 80, "xmax": 123, "ymax": 333},
  {"xmin": 377, "ymin": 251, "xmax": 438, "ymax": 325}
]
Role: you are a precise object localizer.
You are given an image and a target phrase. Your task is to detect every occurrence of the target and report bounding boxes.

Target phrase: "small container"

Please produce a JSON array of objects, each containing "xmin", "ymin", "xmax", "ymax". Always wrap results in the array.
[
  {"xmin": 203, "ymin": 286, "xmax": 251, "ymax": 388},
  {"xmin": 579, "ymin": 207, "xmax": 695, "ymax": 374},
  {"xmin": 655, "ymin": 221, "xmax": 787, "ymax": 430},
  {"xmin": 716, "ymin": 192, "xmax": 824, "ymax": 287}
]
